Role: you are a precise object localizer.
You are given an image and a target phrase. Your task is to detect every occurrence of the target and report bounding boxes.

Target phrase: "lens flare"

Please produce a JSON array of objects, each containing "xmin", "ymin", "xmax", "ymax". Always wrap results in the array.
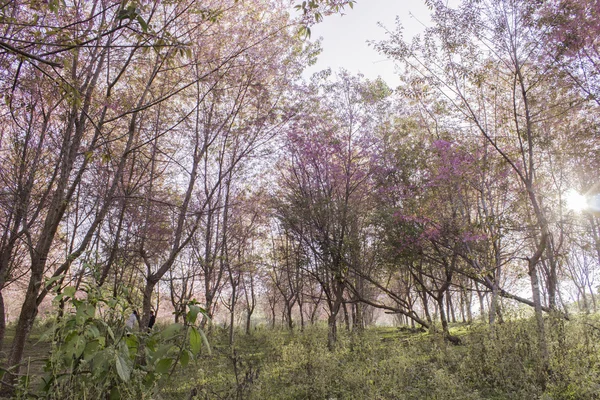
[{"xmin": 566, "ymin": 189, "xmax": 588, "ymax": 212}]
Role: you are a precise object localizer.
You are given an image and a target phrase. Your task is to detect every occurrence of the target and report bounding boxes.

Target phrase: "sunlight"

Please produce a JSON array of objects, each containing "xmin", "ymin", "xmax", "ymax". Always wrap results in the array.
[{"xmin": 566, "ymin": 189, "xmax": 588, "ymax": 212}]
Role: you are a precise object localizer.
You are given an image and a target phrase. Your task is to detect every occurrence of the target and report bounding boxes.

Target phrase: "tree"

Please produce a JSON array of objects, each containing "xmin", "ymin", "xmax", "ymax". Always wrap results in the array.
[
  {"xmin": 0, "ymin": 0, "xmax": 177, "ymax": 378},
  {"xmin": 275, "ymin": 71, "xmax": 385, "ymax": 348},
  {"xmin": 0, "ymin": 0, "xmax": 312, "ymax": 382},
  {"xmin": 377, "ymin": 0, "xmax": 588, "ymax": 384}
]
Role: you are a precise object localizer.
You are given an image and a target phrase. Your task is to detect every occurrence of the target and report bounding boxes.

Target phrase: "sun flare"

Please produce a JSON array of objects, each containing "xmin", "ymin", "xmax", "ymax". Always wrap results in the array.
[{"xmin": 566, "ymin": 189, "xmax": 588, "ymax": 212}]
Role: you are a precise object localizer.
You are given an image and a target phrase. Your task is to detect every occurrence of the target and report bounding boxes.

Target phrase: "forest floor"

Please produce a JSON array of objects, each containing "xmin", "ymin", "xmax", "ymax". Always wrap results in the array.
[
  {"xmin": 1, "ymin": 316, "xmax": 600, "ymax": 399},
  {"xmin": 159, "ymin": 317, "xmax": 600, "ymax": 399},
  {"xmin": 0, "ymin": 326, "xmax": 49, "ymax": 394}
]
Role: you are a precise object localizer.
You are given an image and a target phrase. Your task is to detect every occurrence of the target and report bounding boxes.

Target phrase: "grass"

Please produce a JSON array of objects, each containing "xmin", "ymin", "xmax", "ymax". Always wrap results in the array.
[
  {"xmin": 161, "ymin": 318, "xmax": 600, "ymax": 399},
  {"xmin": 3, "ymin": 316, "xmax": 600, "ymax": 399}
]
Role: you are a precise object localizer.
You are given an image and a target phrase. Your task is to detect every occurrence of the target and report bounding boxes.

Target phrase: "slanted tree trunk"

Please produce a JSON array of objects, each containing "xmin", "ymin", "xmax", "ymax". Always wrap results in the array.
[
  {"xmin": 421, "ymin": 291, "xmax": 433, "ymax": 327},
  {"xmin": 436, "ymin": 292, "xmax": 460, "ymax": 344}
]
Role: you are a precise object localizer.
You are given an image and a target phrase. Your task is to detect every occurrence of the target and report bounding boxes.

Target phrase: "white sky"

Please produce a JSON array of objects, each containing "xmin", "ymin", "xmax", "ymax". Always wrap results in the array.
[{"xmin": 303, "ymin": 0, "xmax": 435, "ymax": 87}]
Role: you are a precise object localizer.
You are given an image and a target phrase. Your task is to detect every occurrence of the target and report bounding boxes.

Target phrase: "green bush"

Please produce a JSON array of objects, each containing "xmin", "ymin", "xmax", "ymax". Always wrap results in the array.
[{"xmin": 15, "ymin": 286, "xmax": 209, "ymax": 400}]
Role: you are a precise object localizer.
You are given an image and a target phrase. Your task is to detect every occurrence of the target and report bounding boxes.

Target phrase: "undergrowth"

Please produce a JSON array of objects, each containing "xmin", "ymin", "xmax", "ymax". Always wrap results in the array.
[
  {"xmin": 160, "ymin": 315, "xmax": 600, "ymax": 400},
  {"xmin": 5, "ymin": 314, "xmax": 600, "ymax": 399}
]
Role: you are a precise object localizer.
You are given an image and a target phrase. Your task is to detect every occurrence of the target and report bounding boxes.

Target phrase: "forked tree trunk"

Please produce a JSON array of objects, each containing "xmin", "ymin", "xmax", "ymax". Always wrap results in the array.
[{"xmin": 327, "ymin": 295, "xmax": 343, "ymax": 350}]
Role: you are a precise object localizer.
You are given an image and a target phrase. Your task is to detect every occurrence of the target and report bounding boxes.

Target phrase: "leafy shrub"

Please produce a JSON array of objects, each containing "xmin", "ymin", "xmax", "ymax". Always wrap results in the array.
[{"xmin": 14, "ymin": 285, "xmax": 209, "ymax": 399}]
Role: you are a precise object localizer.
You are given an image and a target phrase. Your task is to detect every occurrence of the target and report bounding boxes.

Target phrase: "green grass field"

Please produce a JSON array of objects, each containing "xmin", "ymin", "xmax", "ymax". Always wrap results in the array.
[
  {"xmin": 3, "ymin": 316, "xmax": 600, "ymax": 399},
  {"xmin": 158, "ymin": 318, "xmax": 600, "ymax": 400}
]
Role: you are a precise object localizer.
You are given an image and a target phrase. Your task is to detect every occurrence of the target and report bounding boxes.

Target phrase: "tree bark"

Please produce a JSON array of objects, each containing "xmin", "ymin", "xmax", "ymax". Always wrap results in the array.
[
  {"xmin": 529, "ymin": 259, "xmax": 549, "ymax": 388},
  {"xmin": 0, "ymin": 292, "xmax": 5, "ymax": 353}
]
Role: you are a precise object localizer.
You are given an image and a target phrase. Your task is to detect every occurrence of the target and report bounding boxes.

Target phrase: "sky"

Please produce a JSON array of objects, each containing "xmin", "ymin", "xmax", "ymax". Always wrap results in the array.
[{"xmin": 302, "ymin": 0, "xmax": 435, "ymax": 87}]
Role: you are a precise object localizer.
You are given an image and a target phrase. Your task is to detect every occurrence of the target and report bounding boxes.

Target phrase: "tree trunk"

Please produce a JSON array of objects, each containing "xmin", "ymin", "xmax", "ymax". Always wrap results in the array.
[
  {"xmin": 327, "ymin": 310, "xmax": 339, "ymax": 351},
  {"xmin": 342, "ymin": 302, "xmax": 351, "ymax": 331},
  {"xmin": 447, "ymin": 292, "xmax": 456, "ymax": 323},
  {"xmin": 0, "ymin": 291, "xmax": 5, "ymax": 352},
  {"xmin": 141, "ymin": 279, "xmax": 156, "ymax": 332},
  {"xmin": 245, "ymin": 310, "xmax": 252, "ymax": 335},
  {"xmin": 529, "ymin": 261, "xmax": 549, "ymax": 388},
  {"xmin": 587, "ymin": 281, "xmax": 597, "ymax": 312},
  {"xmin": 298, "ymin": 301, "xmax": 305, "ymax": 331},
  {"xmin": 489, "ymin": 280, "xmax": 500, "ymax": 326},
  {"xmin": 7, "ymin": 268, "xmax": 43, "ymax": 379},
  {"xmin": 353, "ymin": 303, "xmax": 363, "ymax": 331},
  {"xmin": 202, "ymin": 294, "xmax": 214, "ymax": 330},
  {"xmin": 229, "ymin": 284, "xmax": 236, "ymax": 346},
  {"xmin": 476, "ymin": 284, "xmax": 486, "ymax": 321},
  {"xmin": 464, "ymin": 288, "xmax": 473, "ymax": 323},
  {"xmin": 286, "ymin": 302, "xmax": 294, "ymax": 330},
  {"xmin": 421, "ymin": 292, "xmax": 433, "ymax": 326},
  {"xmin": 437, "ymin": 294, "xmax": 460, "ymax": 344},
  {"xmin": 270, "ymin": 303, "xmax": 276, "ymax": 329},
  {"xmin": 459, "ymin": 291, "xmax": 466, "ymax": 323},
  {"xmin": 310, "ymin": 298, "xmax": 321, "ymax": 324},
  {"xmin": 580, "ymin": 285, "xmax": 589, "ymax": 313}
]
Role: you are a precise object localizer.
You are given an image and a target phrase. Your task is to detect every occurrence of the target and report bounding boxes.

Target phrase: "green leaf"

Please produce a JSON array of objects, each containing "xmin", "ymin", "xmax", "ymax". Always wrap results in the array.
[
  {"xmin": 85, "ymin": 324, "xmax": 100, "ymax": 339},
  {"xmin": 83, "ymin": 340, "xmax": 101, "ymax": 361},
  {"xmin": 152, "ymin": 344, "xmax": 174, "ymax": 361},
  {"xmin": 143, "ymin": 371, "xmax": 157, "ymax": 388},
  {"xmin": 74, "ymin": 335, "xmax": 86, "ymax": 358},
  {"xmin": 109, "ymin": 386, "xmax": 121, "ymax": 400},
  {"xmin": 45, "ymin": 274, "xmax": 66, "ymax": 290},
  {"xmin": 160, "ymin": 323, "xmax": 182, "ymax": 340},
  {"xmin": 146, "ymin": 336, "xmax": 158, "ymax": 352},
  {"xmin": 186, "ymin": 305, "xmax": 202, "ymax": 324},
  {"xmin": 115, "ymin": 354, "xmax": 131, "ymax": 382},
  {"xmin": 199, "ymin": 327, "xmax": 211, "ymax": 356},
  {"xmin": 189, "ymin": 327, "xmax": 201, "ymax": 355},
  {"xmin": 106, "ymin": 325, "xmax": 115, "ymax": 341},
  {"xmin": 180, "ymin": 350, "xmax": 190, "ymax": 367},
  {"xmin": 136, "ymin": 15, "xmax": 148, "ymax": 32},
  {"xmin": 155, "ymin": 358, "xmax": 173, "ymax": 374},
  {"xmin": 92, "ymin": 350, "xmax": 110, "ymax": 377},
  {"xmin": 76, "ymin": 302, "xmax": 95, "ymax": 323},
  {"xmin": 125, "ymin": 335, "xmax": 139, "ymax": 359},
  {"xmin": 41, "ymin": 375, "xmax": 55, "ymax": 392},
  {"xmin": 63, "ymin": 286, "xmax": 76, "ymax": 298},
  {"xmin": 118, "ymin": 341, "xmax": 130, "ymax": 361}
]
